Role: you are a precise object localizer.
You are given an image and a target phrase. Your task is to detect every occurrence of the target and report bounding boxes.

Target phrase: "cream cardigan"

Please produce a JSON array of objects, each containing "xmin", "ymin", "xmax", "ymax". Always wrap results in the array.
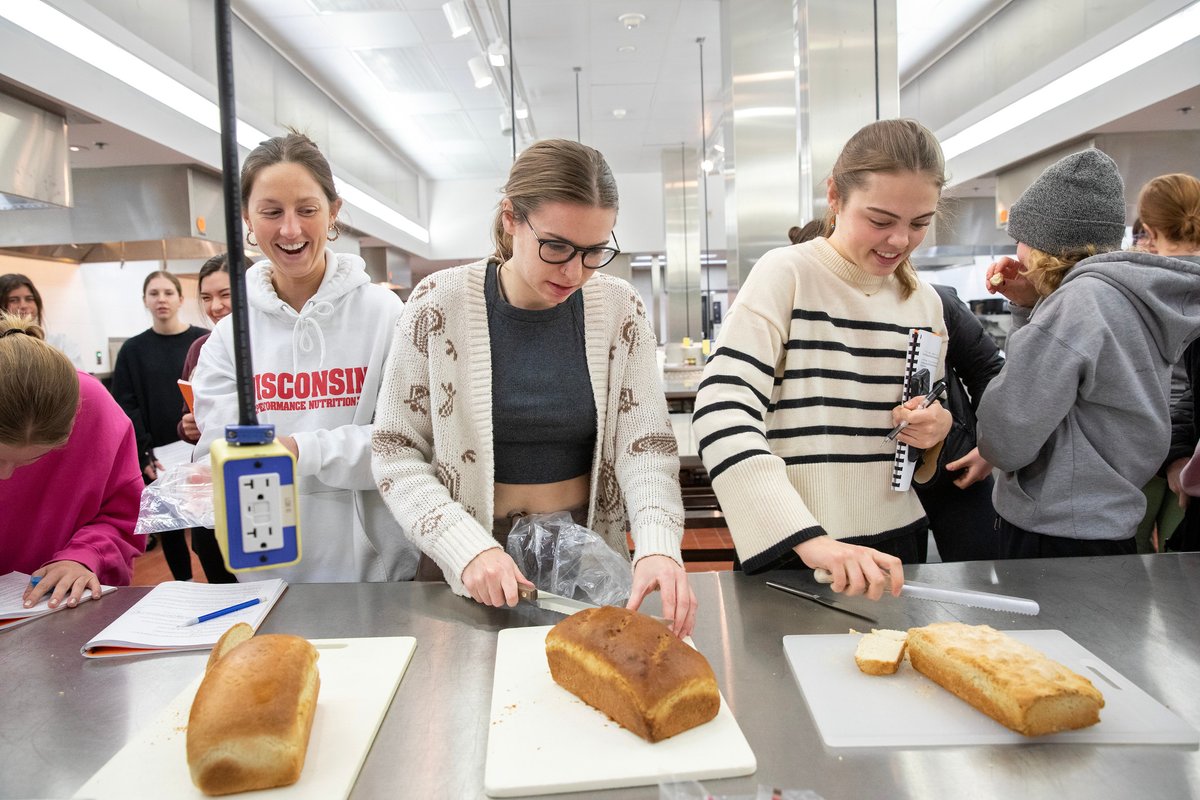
[{"xmin": 371, "ymin": 260, "xmax": 684, "ymax": 596}]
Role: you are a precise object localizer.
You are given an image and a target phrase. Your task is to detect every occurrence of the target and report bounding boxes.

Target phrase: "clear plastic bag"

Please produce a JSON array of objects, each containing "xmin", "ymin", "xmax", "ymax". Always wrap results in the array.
[
  {"xmin": 659, "ymin": 780, "xmax": 825, "ymax": 800},
  {"xmin": 135, "ymin": 461, "xmax": 215, "ymax": 534},
  {"xmin": 505, "ymin": 511, "xmax": 633, "ymax": 607}
]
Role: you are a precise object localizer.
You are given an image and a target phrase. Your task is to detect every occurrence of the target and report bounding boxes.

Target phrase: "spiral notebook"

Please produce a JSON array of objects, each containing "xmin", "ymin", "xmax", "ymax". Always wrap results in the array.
[{"xmin": 891, "ymin": 328, "xmax": 943, "ymax": 492}]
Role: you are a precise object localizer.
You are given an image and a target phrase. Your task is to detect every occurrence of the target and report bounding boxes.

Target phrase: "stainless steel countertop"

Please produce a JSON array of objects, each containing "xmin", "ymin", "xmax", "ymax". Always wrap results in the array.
[{"xmin": 3, "ymin": 555, "xmax": 1199, "ymax": 799}]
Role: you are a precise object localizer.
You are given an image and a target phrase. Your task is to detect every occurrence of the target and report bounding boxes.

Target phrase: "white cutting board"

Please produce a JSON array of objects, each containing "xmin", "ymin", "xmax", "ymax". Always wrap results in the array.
[
  {"xmin": 74, "ymin": 636, "xmax": 416, "ymax": 799},
  {"xmin": 485, "ymin": 625, "xmax": 756, "ymax": 797},
  {"xmin": 783, "ymin": 630, "xmax": 1199, "ymax": 748}
]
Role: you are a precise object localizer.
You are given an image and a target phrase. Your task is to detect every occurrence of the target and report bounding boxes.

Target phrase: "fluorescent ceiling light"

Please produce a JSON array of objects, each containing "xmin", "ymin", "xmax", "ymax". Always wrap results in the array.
[
  {"xmin": 468, "ymin": 55, "xmax": 493, "ymax": 89},
  {"xmin": 515, "ymin": 106, "xmax": 529, "ymax": 120},
  {"xmin": 442, "ymin": 0, "xmax": 471, "ymax": 38},
  {"xmin": 941, "ymin": 2, "xmax": 1200, "ymax": 160},
  {"xmin": 2, "ymin": 0, "xmax": 428, "ymax": 244}
]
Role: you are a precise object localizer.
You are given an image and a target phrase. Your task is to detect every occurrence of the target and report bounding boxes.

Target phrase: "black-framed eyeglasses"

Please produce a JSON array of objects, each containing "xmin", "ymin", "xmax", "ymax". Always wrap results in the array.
[{"xmin": 525, "ymin": 219, "xmax": 620, "ymax": 269}]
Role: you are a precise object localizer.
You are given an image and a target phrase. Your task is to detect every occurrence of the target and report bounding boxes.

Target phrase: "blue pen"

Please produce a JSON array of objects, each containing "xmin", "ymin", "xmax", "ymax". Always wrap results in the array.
[{"xmin": 181, "ymin": 597, "xmax": 262, "ymax": 627}]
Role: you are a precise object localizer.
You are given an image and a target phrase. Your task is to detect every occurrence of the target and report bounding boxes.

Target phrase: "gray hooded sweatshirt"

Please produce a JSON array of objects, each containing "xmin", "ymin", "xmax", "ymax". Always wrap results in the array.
[{"xmin": 977, "ymin": 251, "xmax": 1200, "ymax": 540}]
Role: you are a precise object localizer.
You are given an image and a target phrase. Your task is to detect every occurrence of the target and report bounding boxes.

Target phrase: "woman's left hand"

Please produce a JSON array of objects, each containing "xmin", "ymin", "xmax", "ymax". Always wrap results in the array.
[
  {"xmin": 892, "ymin": 398, "xmax": 952, "ymax": 449},
  {"xmin": 22, "ymin": 561, "xmax": 100, "ymax": 609},
  {"xmin": 628, "ymin": 555, "xmax": 697, "ymax": 639}
]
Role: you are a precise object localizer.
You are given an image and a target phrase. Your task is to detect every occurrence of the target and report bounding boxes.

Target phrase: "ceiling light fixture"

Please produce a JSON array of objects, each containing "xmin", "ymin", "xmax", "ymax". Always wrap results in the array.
[
  {"xmin": 487, "ymin": 38, "xmax": 508, "ymax": 67},
  {"xmin": 441, "ymin": 0, "xmax": 472, "ymax": 39},
  {"xmin": 515, "ymin": 106, "xmax": 529, "ymax": 120},
  {"xmin": 617, "ymin": 45, "xmax": 636, "ymax": 54},
  {"xmin": 1, "ymin": 0, "xmax": 429, "ymax": 244},
  {"xmin": 940, "ymin": 2, "xmax": 1200, "ymax": 161},
  {"xmin": 612, "ymin": 108, "xmax": 627, "ymax": 119},
  {"xmin": 468, "ymin": 55, "xmax": 493, "ymax": 89},
  {"xmin": 617, "ymin": 12, "xmax": 645, "ymax": 30}
]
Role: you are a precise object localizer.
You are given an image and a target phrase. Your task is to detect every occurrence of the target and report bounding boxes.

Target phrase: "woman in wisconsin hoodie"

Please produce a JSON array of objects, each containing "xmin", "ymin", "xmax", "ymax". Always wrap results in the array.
[
  {"xmin": 978, "ymin": 151, "xmax": 1200, "ymax": 556},
  {"xmin": 192, "ymin": 132, "xmax": 417, "ymax": 583}
]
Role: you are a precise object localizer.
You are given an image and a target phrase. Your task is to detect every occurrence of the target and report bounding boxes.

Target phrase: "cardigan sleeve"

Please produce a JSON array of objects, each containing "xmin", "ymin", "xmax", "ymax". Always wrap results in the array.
[
  {"xmin": 371, "ymin": 284, "xmax": 498, "ymax": 596},
  {"xmin": 692, "ymin": 256, "xmax": 828, "ymax": 573},
  {"xmin": 609, "ymin": 295, "xmax": 685, "ymax": 566}
]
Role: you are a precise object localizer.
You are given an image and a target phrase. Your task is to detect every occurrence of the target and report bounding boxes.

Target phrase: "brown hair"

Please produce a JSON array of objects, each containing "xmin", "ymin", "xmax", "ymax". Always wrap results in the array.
[
  {"xmin": 142, "ymin": 270, "xmax": 183, "ymax": 297},
  {"xmin": 0, "ymin": 273, "xmax": 45, "ymax": 326},
  {"xmin": 827, "ymin": 119, "xmax": 946, "ymax": 299},
  {"xmin": 0, "ymin": 313, "xmax": 79, "ymax": 447},
  {"xmin": 789, "ymin": 220, "xmax": 828, "ymax": 245},
  {"xmin": 241, "ymin": 130, "xmax": 340, "ymax": 235},
  {"xmin": 1021, "ymin": 245, "xmax": 1098, "ymax": 297},
  {"xmin": 492, "ymin": 139, "xmax": 618, "ymax": 261},
  {"xmin": 1137, "ymin": 173, "xmax": 1200, "ymax": 250}
]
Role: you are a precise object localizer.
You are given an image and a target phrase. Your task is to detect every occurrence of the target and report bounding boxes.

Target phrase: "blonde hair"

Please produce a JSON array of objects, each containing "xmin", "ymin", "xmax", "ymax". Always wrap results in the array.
[
  {"xmin": 0, "ymin": 313, "xmax": 79, "ymax": 447},
  {"xmin": 1138, "ymin": 173, "xmax": 1200, "ymax": 250},
  {"xmin": 1021, "ymin": 245, "xmax": 1098, "ymax": 297},
  {"xmin": 492, "ymin": 139, "xmax": 618, "ymax": 261},
  {"xmin": 827, "ymin": 119, "xmax": 946, "ymax": 300}
]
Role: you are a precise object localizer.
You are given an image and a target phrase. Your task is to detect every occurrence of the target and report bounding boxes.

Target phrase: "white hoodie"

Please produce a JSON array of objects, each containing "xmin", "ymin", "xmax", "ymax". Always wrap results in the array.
[{"xmin": 193, "ymin": 249, "xmax": 418, "ymax": 582}]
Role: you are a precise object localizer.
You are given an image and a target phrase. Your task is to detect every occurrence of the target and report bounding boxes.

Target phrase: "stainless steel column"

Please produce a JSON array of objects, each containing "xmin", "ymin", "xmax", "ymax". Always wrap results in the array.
[
  {"xmin": 797, "ymin": 0, "xmax": 898, "ymax": 224},
  {"xmin": 662, "ymin": 146, "xmax": 701, "ymax": 342},
  {"xmin": 719, "ymin": 0, "xmax": 898, "ymax": 293}
]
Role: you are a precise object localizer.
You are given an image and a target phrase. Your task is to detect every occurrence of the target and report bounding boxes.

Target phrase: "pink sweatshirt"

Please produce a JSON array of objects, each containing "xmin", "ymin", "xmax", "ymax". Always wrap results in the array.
[{"xmin": 0, "ymin": 372, "xmax": 145, "ymax": 584}]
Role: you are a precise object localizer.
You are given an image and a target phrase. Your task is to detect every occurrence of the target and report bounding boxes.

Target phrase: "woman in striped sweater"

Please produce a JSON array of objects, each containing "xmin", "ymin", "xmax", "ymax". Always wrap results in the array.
[{"xmin": 694, "ymin": 119, "xmax": 952, "ymax": 600}]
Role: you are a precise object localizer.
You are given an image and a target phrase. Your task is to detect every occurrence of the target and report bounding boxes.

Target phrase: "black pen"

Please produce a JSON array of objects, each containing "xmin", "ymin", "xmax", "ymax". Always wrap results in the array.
[{"xmin": 882, "ymin": 378, "xmax": 947, "ymax": 444}]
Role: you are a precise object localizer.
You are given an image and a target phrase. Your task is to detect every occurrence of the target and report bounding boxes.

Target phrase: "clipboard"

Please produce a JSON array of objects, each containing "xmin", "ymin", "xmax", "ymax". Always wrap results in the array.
[{"xmin": 891, "ymin": 329, "xmax": 942, "ymax": 492}]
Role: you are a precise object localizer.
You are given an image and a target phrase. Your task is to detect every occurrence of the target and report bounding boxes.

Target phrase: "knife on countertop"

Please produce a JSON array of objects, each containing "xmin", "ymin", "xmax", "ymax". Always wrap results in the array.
[
  {"xmin": 813, "ymin": 568, "xmax": 1040, "ymax": 616},
  {"xmin": 766, "ymin": 581, "xmax": 878, "ymax": 624}
]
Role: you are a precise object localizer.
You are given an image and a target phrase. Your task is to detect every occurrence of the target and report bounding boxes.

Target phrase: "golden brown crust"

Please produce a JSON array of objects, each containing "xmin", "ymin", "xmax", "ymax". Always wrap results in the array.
[
  {"xmin": 205, "ymin": 622, "xmax": 255, "ymax": 674},
  {"xmin": 187, "ymin": 634, "xmax": 320, "ymax": 795},
  {"xmin": 545, "ymin": 606, "xmax": 719, "ymax": 742},
  {"xmin": 907, "ymin": 622, "xmax": 1104, "ymax": 737}
]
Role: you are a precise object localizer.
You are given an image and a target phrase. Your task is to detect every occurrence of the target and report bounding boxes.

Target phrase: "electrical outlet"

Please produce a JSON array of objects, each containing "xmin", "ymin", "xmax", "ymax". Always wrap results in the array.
[
  {"xmin": 210, "ymin": 438, "xmax": 301, "ymax": 572},
  {"xmin": 238, "ymin": 473, "xmax": 285, "ymax": 553}
]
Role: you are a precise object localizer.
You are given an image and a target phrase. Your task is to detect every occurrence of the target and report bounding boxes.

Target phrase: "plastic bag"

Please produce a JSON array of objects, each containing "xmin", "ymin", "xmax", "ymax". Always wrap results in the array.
[
  {"xmin": 659, "ymin": 780, "xmax": 825, "ymax": 800},
  {"xmin": 135, "ymin": 461, "xmax": 215, "ymax": 534},
  {"xmin": 505, "ymin": 511, "xmax": 633, "ymax": 607}
]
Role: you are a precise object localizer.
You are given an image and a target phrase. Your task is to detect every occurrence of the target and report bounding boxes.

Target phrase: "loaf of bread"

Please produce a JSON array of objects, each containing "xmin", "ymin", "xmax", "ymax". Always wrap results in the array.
[
  {"xmin": 205, "ymin": 622, "xmax": 254, "ymax": 674},
  {"xmin": 854, "ymin": 629, "xmax": 907, "ymax": 675},
  {"xmin": 906, "ymin": 622, "xmax": 1104, "ymax": 737},
  {"xmin": 545, "ymin": 606, "xmax": 719, "ymax": 742},
  {"xmin": 187, "ymin": 634, "xmax": 321, "ymax": 795}
]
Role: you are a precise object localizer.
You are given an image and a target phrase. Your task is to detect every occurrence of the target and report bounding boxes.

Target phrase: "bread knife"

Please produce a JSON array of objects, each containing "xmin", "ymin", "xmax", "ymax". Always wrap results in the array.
[
  {"xmin": 766, "ymin": 581, "xmax": 878, "ymax": 624},
  {"xmin": 517, "ymin": 586, "xmax": 598, "ymax": 615},
  {"xmin": 813, "ymin": 568, "xmax": 1040, "ymax": 616}
]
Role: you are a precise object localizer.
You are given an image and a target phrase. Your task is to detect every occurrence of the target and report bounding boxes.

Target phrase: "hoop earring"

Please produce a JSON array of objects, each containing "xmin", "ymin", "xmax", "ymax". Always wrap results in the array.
[
  {"xmin": 327, "ymin": 224, "xmax": 340, "ymax": 242},
  {"xmin": 246, "ymin": 231, "xmax": 257, "ymax": 247}
]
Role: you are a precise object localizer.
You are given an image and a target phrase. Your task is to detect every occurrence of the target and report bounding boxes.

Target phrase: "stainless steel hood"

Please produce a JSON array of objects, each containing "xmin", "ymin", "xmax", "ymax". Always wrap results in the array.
[
  {"xmin": 0, "ymin": 164, "xmax": 229, "ymax": 262},
  {"xmin": 0, "ymin": 92, "xmax": 70, "ymax": 211}
]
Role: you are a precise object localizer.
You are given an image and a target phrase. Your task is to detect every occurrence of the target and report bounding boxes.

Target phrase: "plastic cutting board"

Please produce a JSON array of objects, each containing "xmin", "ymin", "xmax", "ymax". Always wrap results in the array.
[{"xmin": 783, "ymin": 629, "xmax": 1198, "ymax": 748}]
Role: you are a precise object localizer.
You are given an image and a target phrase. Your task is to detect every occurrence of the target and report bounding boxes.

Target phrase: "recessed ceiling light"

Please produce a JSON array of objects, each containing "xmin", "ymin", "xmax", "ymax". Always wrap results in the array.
[
  {"xmin": 617, "ymin": 12, "xmax": 645, "ymax": 30},
  {"xmin": 612, "ymin": 108, "xmax": 627, "ymax": 119},
  {"xmin": 69, "ymin": 144, "xmax": 87, "ymax": 152},
  {"xmin": 617, "ymin": 45, "xmax": 636, "ymax": 54}
]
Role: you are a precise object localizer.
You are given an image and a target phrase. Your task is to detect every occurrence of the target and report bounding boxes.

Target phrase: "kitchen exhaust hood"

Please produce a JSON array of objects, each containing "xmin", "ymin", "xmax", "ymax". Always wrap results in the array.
[
  {"xmin": 0, "ymin": 91, "xmax": 70, "ymax": 211},
  {"xmin": 0, "ymin": 163, "xmax": 229, "ymax": 262}
]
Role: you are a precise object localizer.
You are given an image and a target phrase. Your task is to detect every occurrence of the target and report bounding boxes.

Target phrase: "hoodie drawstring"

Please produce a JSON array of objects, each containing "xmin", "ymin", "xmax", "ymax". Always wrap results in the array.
[{"xmin": 295, "ymin": 300, "xmax": 335, "ymax": 366}]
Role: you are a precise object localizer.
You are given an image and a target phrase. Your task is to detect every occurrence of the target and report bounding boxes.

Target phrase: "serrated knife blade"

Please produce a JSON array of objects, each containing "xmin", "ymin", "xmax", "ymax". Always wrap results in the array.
[{"xmin": 813, "ymin": 569, "xmax": 1040, "ymax": 616}]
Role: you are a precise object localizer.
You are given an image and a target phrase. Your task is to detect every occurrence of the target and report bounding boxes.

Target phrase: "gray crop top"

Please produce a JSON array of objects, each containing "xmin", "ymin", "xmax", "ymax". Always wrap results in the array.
[{"xmin": 486, "ymin": 260, "xmax": 597, "ymax": 483}]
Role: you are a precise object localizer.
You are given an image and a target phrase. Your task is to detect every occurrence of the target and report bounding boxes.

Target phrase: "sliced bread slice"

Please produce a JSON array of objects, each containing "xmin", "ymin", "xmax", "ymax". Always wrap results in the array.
[{"xmin": 855, "ymin": 628, "xmax": 908, "ymax": 676}]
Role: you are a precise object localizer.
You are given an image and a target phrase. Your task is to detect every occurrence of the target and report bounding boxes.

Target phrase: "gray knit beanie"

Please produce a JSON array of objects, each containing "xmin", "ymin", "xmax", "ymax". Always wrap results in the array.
[{"xmin": 1006, "ymin": 149, "xmax": 1126, "ymax": 253}]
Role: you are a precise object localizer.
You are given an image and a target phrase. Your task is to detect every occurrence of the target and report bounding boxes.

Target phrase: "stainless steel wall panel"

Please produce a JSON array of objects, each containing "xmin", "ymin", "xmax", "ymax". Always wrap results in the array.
[{"xmin": 662, "ymin": 145, "xmax": 702, "ymax": 342}]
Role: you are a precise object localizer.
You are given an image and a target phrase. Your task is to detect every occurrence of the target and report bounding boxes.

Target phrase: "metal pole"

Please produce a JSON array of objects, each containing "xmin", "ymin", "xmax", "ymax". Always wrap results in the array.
[
  {"xmin": 508, "ymin": 0, "xmax": 516, "ymax": 160},
  {"xmin": 573, "ymin": 66, "xmax": 582, "ymax": 142},
  {"xmin": 214, "ymin": 0, "xmax": 257, "ymax": 427},
  {"xmin": 698, "ymin": 36, "xmax": 711, "ymax": 340}
]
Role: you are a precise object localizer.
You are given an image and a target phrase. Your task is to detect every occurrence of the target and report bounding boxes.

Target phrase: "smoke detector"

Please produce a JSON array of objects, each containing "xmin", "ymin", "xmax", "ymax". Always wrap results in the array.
[{"xmin": 617, "ymin": 12, "xmax": 645, "ymax": 30}]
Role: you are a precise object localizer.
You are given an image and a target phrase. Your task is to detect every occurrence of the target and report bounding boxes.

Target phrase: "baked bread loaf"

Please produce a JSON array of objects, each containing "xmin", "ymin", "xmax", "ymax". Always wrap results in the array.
[
  {"xmin": 906, "ymin": 622, "xmax": 1104, "ymax": 737},
  {"xmin": 187, "ymin": 634, "xmax": 320, "ymax": 795},
  {"xmin": 545, "ymin": 606, "xmax": 719, "ymax": 742},
  {"xmin": 854, "ymin": 629, "xmax": 907, "ymax": 676}
]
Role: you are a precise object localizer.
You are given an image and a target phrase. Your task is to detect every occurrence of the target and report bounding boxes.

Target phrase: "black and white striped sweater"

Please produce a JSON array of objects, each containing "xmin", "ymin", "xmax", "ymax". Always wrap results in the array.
[{"xmin": 693, "ymin": 238, "xmax": 946, "ymax": 573}]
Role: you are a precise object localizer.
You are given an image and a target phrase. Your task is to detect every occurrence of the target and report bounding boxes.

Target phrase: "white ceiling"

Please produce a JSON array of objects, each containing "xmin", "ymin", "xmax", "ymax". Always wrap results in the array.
[{"xmin": 234, "ymin": 0, "xmax": 724, "ymax": 180}]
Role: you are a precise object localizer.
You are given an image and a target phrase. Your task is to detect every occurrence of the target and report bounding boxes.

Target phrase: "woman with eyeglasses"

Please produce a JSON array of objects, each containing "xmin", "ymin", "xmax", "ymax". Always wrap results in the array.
[{"xmin": 372, "ymin": 139, "xmax": 696, "ymax": 637}]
